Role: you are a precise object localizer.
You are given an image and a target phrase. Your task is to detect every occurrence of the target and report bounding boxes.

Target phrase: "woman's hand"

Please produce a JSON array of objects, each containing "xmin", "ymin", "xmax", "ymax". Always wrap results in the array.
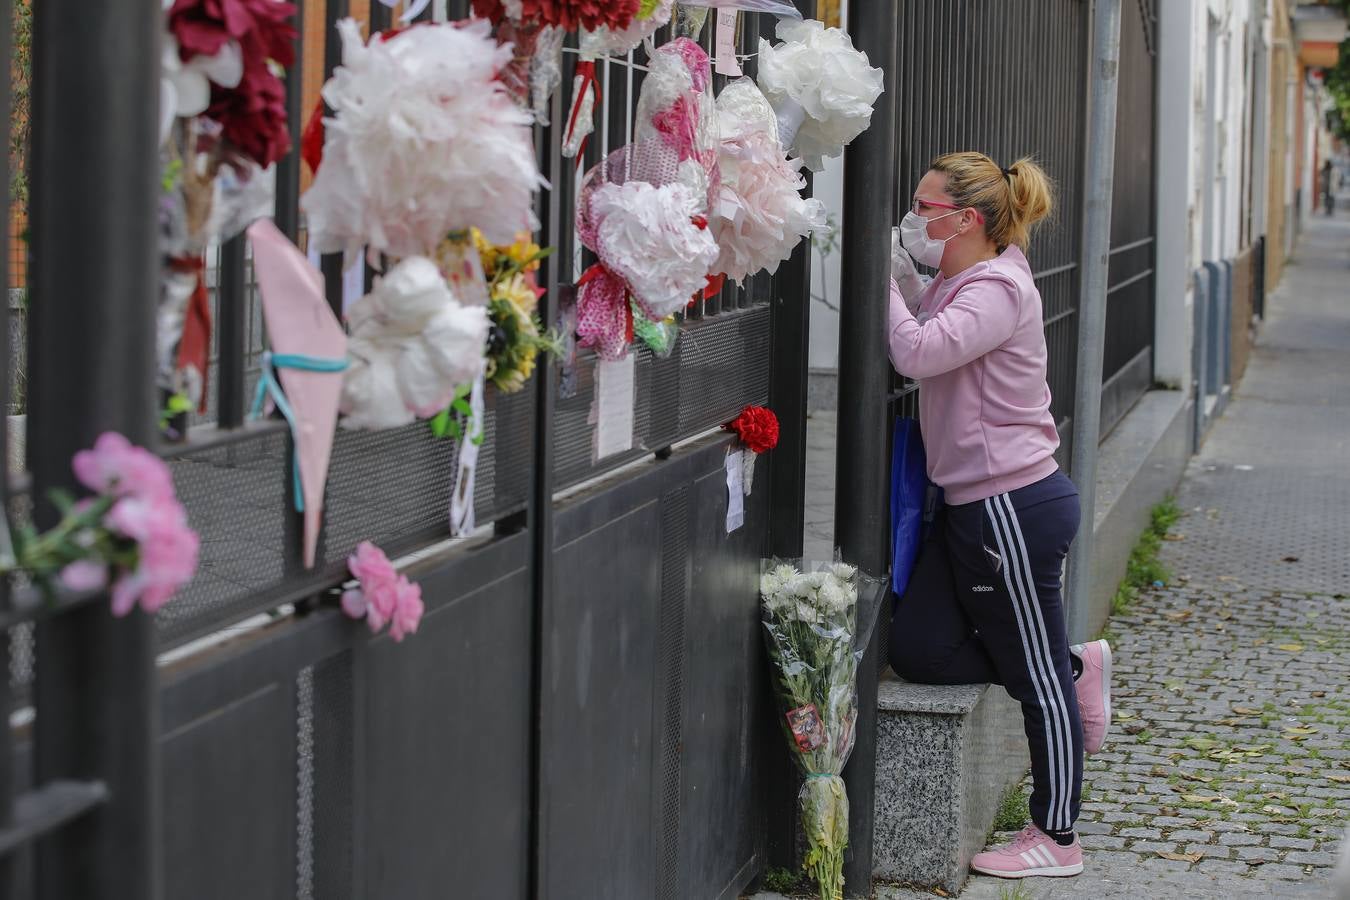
[{"xmin": 891, "ymin": 227, "xmax": 927, "ymax": 306}]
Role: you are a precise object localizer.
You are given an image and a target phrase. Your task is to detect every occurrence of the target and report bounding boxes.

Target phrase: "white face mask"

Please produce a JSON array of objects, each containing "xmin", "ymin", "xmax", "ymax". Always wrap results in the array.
[{"xmin": 899, "ymin": 209, "xmax": 962, "ymax": 268}]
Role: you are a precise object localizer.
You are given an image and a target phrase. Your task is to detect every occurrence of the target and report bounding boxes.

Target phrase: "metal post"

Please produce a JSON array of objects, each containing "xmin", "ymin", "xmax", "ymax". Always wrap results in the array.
[
  {"xmin": 836, "ymin": 1, "xmax": 896, "ymax": 894},
  {"xmin": 1066, "ymin": 0, "xmax": 1124, "ymax": 644},
  {"xmin": 28, "ymin": 0, "xmax": 161, "ymax": 897}
]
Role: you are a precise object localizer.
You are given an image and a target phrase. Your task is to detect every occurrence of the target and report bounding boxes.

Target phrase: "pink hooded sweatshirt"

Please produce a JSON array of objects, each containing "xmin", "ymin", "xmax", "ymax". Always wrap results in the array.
[{"xmin": 887, "ymin": 244, "xmax": 1059, "ymax": 505}]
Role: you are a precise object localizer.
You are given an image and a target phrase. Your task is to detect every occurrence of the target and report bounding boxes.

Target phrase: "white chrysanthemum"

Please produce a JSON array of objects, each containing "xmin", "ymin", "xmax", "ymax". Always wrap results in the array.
[
  {"xmin": 817, "ymin": 579, "xmax": 849, "ymax": 615},
  {"xmin": 829, "ymin": 562, "xmax": 857, "ymax": 582},
  {"xmin": 340, "ymin": 256, "xmax": 489, "ymax": 429},
  {"xmin": 302, "ymin": 19, "xmax": 546, "ymax": 260},
  {"xmin": 756, "ymin": 19, "xmax": 884, "ymax": 172},
  {"xmin": 590, "ymin": 180, "xmax": 719, "ymax": 319}
]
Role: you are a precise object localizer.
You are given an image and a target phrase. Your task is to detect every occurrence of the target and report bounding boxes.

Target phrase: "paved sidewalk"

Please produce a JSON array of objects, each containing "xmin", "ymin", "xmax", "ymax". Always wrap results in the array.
[{"xmin": 775, "ymin": 206, "xmax": 1350, "ymax": 898}]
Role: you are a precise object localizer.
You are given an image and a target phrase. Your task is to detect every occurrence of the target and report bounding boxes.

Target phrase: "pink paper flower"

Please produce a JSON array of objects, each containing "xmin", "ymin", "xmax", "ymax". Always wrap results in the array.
[
  {"xmin": 60, "ymin": 560, "xmax": 109, "ymax": 593},
  {"xmin": 388, "ymin": 578, "xmax": 424, "ymax": 643},
  {"xmin": 348, "ymin": 541, "xmax": 398, "ymax": 588},
  {"xmin": 109, "ymin": 501, "xmax": 201, "ymax": 617},
  {"xmin": 341, "ymin": 541, "xmax": 424, "ymax": 642},
  {"xmin": 72, "ymin": 432, "xmax": 176, "ymax": 501}
]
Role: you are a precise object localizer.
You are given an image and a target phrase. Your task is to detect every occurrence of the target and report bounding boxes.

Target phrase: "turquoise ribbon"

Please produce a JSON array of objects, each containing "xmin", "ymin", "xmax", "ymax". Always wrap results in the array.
[{"xmin": 251, "ymin": 351, "xmax": 349, "ymax": 513}]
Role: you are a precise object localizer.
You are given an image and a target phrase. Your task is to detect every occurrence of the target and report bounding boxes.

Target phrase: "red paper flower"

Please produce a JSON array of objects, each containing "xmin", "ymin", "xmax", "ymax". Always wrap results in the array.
[
  {"xmin": 170, "ymin": 0, "xmax": 297, "ymax": 169},
  {"xmin": 209, "ymin": 58, "xmax": 292, "ymax": 169},
  {"xmin": 727, "ymin": 405, "xmax": 780, "ymax": 455},
  {"xmin": 471, "ymin": 0, "xmax": 640, "ymax": 31}
]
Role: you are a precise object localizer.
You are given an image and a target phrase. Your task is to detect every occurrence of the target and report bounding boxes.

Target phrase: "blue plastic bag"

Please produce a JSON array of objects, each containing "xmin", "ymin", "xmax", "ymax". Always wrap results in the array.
[{"xmin": 890, "ymin": 417, "xmax": 935, "ymax": 596}]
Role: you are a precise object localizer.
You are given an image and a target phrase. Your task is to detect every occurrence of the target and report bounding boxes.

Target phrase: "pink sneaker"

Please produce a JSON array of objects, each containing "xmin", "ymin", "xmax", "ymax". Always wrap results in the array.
[
  {"xmin": 1071, "ymin": 639, "xmax": 1112, "ymax": 755},
  {"xmin": 971, "ymin": 824, "xmax": 1084, "ymax": 879}
]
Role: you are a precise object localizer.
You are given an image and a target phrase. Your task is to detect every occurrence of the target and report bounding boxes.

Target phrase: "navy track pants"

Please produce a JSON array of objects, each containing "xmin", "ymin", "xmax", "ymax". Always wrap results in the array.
[{"xmin": 889, "ymin": 470, "xmax": 1084, "ymax": 833}]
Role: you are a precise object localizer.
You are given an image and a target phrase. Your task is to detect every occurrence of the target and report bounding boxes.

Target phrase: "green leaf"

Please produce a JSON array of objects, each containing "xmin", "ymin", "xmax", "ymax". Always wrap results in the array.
[
  {"xmin": 471, "ymin": 432, "xmax": 485, "ymax": 447},
  {"xmin": 48, "ymin": 489, "xmax": 75, "ymax": 515},
  {"xmin": 451, "ymin": 398, "xmax": 472, "ymax": 416},
  {"xmin": 429, "ymin": 408, "xmax": 452, "ymax": 438}
]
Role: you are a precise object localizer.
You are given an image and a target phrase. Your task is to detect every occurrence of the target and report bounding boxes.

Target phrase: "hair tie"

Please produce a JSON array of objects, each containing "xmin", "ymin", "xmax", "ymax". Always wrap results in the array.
[{"xmin": 1002, "ymin": 166, "xmax": 1018, "ymax": 181}]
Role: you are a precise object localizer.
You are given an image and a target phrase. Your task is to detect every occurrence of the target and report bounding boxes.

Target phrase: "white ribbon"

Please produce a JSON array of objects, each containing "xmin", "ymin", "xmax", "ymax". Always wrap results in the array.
[
  {"xmin": 449, "ymin": 372, "xmax": 486, "ymax": 537},
  {"xmin": 374, "ymin": 0, "xmax": 432, "ymax": 24}
]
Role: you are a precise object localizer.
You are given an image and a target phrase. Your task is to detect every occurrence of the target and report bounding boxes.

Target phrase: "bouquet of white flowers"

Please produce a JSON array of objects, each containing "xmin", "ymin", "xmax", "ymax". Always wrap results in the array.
[{"xmin": 760, "ymin": 558, "xmax": 886, "ymax": 900}]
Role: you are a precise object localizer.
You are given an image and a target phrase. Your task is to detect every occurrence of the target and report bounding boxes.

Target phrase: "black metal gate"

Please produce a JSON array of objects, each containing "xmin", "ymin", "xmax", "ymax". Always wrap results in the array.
[
  {"xmin": 889, "ymin": 0, "xmax": 1092, "ymax": 463},
  {"xmin": 1101, "ymin": 0, "xmax": 1158, "ymax": 438},
  {"xmin": 1, "ymin": 2, "xmax": 812, "ymax": 897}
]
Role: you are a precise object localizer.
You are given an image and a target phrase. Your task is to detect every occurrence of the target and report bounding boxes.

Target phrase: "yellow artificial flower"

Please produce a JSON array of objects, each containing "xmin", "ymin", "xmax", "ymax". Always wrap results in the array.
[
  {"xmin": 502, "ymin": 232, "xmax": 543, "ymax": 272},
  {"xmin": 493, "ymin": 272, "xmax": 540, "ymax": 315}
]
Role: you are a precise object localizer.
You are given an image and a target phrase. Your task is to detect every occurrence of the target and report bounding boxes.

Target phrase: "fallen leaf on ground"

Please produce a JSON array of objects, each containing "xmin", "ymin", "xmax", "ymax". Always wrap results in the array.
[
  {"xmin": 1185, "ymin": 737, "xmax": 1220, "ymax": 751},
  {"xmin": 1232, "ymin": 706, "xmax": 1261, "ymax": 715},
  {"xmin": 1327, "ymin": 774, "xmax": 1350, "ymax": 784},
  {"xmin": 1116, "ymin": 711, "xmax": 1138, "ymax": 721},
  {"xmin": 1124, "ymin": 722, "xmax": 1147, "ymax": 735},
  {"xmin": 1275, "ymin": 643, "xmax": 1304, "ymax": 652},
  {"xmin": 1180, "ymin": 772, "xmax": 1213, "ymax": 783},
  {"xmin": 1180, "ymin": 794, "xmax": 1221, "ymax": 803},
  {"xmin": 1159, "ymin": 851, "xmax": 1204, "ymax": 863},
  {"xmin": 1216, "ymin": 717, "xmax": 1250, "ymax": 726},
  {"xmin": 1283, "ymin": 726, "xmax": 1318, "ymax": 736},
  {"xmin": 1164, "ymin": 534, "xmax": 1187, "ymax": 542},
  {"xmin": 1312, "ymin": 691, "xmax": 1326, "ymax": 698},
  {"xmin": 1163, "ymin": 610, "xmax": 1193, "ymax": 621}
]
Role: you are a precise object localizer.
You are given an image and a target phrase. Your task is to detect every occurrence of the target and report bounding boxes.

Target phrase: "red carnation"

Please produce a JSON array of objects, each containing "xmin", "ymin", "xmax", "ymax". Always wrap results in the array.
[
  {"xmin": 471, "ymin": 0, "xmax": 639, "ymax": 31},
  {"xmin": 727, "ymin": 406, "xmax": 779, "ymax": 455}
]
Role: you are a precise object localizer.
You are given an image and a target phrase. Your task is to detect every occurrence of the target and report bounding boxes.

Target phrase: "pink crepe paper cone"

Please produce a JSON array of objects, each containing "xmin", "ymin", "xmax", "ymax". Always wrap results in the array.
[{"xmin": 247, "ymin": 219, "xmax": 348, "ymax": 568}]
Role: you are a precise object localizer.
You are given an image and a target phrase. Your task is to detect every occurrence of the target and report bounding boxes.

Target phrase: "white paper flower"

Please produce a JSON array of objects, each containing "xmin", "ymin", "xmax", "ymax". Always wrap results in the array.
[
  {"xmin": 590, "ymin": 180, "xmax": 719, "ymax": 320},
  {"xmin": 302, "ymin": 19, "xmax": 546, "ymax": 261},
  {"xmin": 159, "ymin": 35, "xmax": 244, "ymax": 144},
  {"xmin": 756, "ymin": 19, "xmax": 884, "ymax": 172},
  {"xmin": 340, "ymin": 256, "xmax": 489, "ymax": 430}
]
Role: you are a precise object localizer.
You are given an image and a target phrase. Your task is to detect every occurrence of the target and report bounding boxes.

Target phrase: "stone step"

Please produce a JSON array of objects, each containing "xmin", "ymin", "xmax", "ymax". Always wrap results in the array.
[{"xmin": 872, "ymin": 679, "xmax": 1029, "ymax": 894}]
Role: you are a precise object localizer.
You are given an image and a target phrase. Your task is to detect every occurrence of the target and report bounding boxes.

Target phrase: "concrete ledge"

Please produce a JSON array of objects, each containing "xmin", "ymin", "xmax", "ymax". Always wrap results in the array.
[
  {"xmin": 1076, "ymin": 388, "xmax": 1194, "ymax": 642},
  {"xmin": 872, "ymin": 679, "xmax": 1029, "ymax": 893}
]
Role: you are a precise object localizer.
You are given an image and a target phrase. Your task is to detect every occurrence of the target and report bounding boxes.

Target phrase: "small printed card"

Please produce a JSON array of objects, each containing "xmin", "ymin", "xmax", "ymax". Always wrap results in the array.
[
  {"xmin": 714, "ymin": 11, "xmax": 742, "ymax": 77},
  {"xmin": 593, "ymin": 353, "xmax": 636, "ymax": 460},
  {"xmin": 786, "ymin": 703, "xmax": 826, "ymax": 752}
]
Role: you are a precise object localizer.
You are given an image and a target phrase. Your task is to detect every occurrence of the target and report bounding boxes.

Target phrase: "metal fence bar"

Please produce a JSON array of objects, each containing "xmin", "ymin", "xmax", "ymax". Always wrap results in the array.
[
  {"xmin": 275, "ymin": 0, "xmax": 305, "ymax": 242},
  {"xmin": 28, "ymin": 0, "xmax": 162, "ymax": 896},
  {"xmin": 837, "ymin": 0, "xmax": 897, "ymax": 894},
  {"xmin": 320, "ymin": 0, "xmax": 349, "ymax": 317},
  {"xmin": 0, "ymin": 0, "xmax": 13, "ymax": 888},
  {"xmin": 215, "ymin": 237, "xmax": 248, "ymax": 429},
  {"xmin": 1065, "ymin": 0, "xmax": 1124, "ymax": 645}
]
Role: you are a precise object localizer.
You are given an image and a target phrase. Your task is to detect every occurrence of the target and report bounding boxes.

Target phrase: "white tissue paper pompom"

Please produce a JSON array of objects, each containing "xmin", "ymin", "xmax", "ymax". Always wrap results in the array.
[
  {"xmin": 340, "ymin": 256, "xmax": 489, "ymax": 430},
  {"xmin": 756, "ymin": 18, "xmax": 884, "ymax": 172},
  {"xmin": 591, "ymin": 180, "xmax": 719, "ymax": 320},
  {"xmin": 712, "ymin": 79, "xmax": 826, "ymax": 283},
  {"xmin": 302, "ymin": 19, "xmax": 547, "ymax": 261}
]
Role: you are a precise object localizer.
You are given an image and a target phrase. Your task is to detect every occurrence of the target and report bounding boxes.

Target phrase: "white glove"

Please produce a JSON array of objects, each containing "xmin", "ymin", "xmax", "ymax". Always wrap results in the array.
[{"xmin": 891, "ymin": 227, "xmax": 928, "ymax": 308}]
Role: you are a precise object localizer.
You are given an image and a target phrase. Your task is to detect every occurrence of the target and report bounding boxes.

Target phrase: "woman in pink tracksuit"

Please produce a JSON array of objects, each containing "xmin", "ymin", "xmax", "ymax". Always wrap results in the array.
[{"xmin": 886, "ymin": 152, "xmax": 1112, "ymax": 880}]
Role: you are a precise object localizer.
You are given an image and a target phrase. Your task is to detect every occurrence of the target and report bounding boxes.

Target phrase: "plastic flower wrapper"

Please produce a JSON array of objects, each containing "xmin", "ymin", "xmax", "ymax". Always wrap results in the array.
[
  {"xmin": 756, "ymin": 18, "xmax": 884, "ymax": 172},
  {"xmin": 712, "ymin": 79, "xmax": 826, "ymax": 283},
  {"xmin": 759, "ymin": 557, "xmax": 888, "ymax": 900},
  {"xmin": 633, "ymin": 37, "xmax": 721, "ymax": 208},
  {"xmin": 339, "ymin": 256, "xmax": 490, "ymax": 430},
  {"xmin": 574, "ymin": 143, "xmax": 719, "ymax": 360},
  {"xmin": 559, "ymin": 0, "xmax": 674, "ymax": 155},
  {"xmin": 301, "ymin": 19, "xmax": 546, "ymax": 263},
  {"xmin": 1, "ymin": 433, "xmax": 199, "ymax": 618},
  {"xmin": 677, "ymin": 0, "xmax": 802, "ymax": 15}
]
